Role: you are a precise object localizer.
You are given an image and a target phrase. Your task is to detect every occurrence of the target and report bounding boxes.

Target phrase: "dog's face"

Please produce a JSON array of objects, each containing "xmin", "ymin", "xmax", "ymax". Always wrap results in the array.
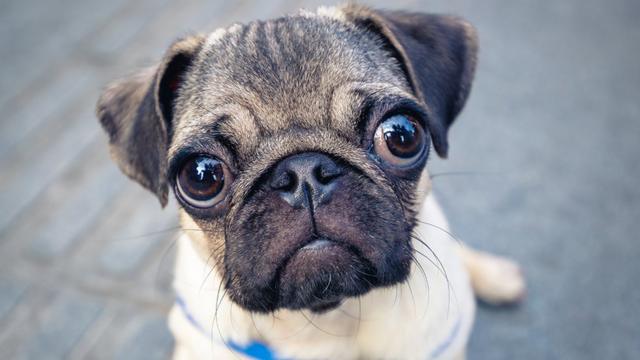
[{"xmin": 97, "ymin": 5, "xmax": 477, "ymax": 312}]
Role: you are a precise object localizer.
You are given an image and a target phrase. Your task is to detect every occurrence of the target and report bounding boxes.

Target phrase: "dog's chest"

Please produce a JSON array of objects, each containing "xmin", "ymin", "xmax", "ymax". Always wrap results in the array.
[{"xmin": 169, "ymin": 195, "xmax": 474, "ymax": 359}]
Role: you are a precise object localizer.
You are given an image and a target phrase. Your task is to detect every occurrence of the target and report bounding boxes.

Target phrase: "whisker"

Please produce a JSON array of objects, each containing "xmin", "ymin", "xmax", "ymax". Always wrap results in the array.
[
  {"xmin": 336, "ymin": 309, "xmax": 359, "ymax": 320},
  {"xmin": 109, "ymin": 225, "xmax": 217, "ymax": 245},
  {"xmin": 322, "ymin": 272, "xmax": 332, "ymax": 295},
  {"xmin": 410, "ymin": 233, "xmax": 453, "ymax": 316},
  {"xmin": 182, "ymin": 227, "xmax": 218, "ymax": 233},
  {"xmin": 415, "ymin": 220, "xmax": 462, "ymax": 244},
  {"xmin": 211, "ymin": 275, "xmax": 242, "ymax": 360},
  {"xmin": 250, "ymin": 312, "xmax": 268, "ymax": 341},
  {"xmin": 411, "ymin": 233, "xmax": 450, "ymax": 280},
  {"xmin": 429, "ymin": 170, "xmax": 501, "ymax": 180},
  {"xmin": 111, "ymin": 225, "xmax": 182, "ymax": 242},
  {"xmin": 214, "ymin": 275, "xmax": 228, "ymax": 325},
  {"xmin": 410, "ymin": 255, "xmax": 431, "ymax": 319},
  {"xmin": 405, "ymin": 277, "xmax": 417, "ymax": 316},
  {"xmin": 300, "ymin": 311, "xmax": 351, "ymax": 338},
  {"xmin": 392, "ymin": 283, "xmax": 400, "ymax": 307},
  {"xmin": 228, "ymin": 298, "xmax": 237, "ymax": 334},
  {"xmin": 412, "ymin": 245, "xmax": 445, "ymax": 278},
  {"xmin": 200, "ymin": 262, "xmax": 218, "ymax": 293},
  {"xmin": 411, "ymin": 234, "xmax": 458, "ymax": 315},
  {"xmin": 265, "ymin": 311, "xmax": 315, "ymax": 341},
  {"xmin": 154, "ymin": 231, "xmax": 182, "ymax": 287},
  {"xmin": 200, "ymin": 243, "xmax": 226, "ymax": 292},
  {"xmin": 356, "ymin": 296, "xmax": 362, "ymax": 339}
]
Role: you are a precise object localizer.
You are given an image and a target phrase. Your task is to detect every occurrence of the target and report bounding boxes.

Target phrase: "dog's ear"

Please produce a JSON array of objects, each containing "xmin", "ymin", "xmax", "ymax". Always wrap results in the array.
[
  {"xmin": 342, "ymin": 5, "xmax": 478, "ymax": 157},
  {"xmin": 97, "ymin": 35, "xmax": 204, "ymax": 206}
]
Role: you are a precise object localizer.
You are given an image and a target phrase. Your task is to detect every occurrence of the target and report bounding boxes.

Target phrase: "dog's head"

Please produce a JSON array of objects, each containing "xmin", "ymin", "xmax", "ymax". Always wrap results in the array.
[{"xmin": 97, "ymin": 5, "xmax": 477, "ymax": 312}]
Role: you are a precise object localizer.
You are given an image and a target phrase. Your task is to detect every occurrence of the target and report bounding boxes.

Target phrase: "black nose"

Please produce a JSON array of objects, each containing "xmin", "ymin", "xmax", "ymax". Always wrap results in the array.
[{"xmin": 269, "ymin": 152, "xmax": 344, "ymax": 209}]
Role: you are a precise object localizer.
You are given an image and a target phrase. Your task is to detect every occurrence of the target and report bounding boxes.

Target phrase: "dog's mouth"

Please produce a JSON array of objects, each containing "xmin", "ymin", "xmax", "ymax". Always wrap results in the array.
[
  {"xmin": 223, "ymin": 167, "xmax": 414, "ymax": 313},
  {"xmin": 272, "ymin": 236, "xmax": 378, "ymax": 312}
]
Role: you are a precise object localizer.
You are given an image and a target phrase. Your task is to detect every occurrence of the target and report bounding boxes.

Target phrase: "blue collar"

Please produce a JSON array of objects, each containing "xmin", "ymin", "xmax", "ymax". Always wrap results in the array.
[
  {"xmin": 175, "ymin": 295, "xmax": 278, "ymax": 359},
  {"xmin": 175, "ymin": 294, "xmax": 460, "ymax": 359}
]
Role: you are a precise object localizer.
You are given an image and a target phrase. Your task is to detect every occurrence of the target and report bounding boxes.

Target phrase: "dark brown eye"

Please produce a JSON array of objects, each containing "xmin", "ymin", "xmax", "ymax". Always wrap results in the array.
[
  {"xmin": 176, "ymin": 155, "xmax": 230, "ymax": 208},
  {"xmin": 373, "ymin": 114, "xmax": 426, "ymax": 166}
]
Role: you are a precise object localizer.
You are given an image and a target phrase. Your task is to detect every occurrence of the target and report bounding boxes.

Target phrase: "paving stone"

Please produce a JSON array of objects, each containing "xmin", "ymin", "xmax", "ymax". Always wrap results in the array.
[
  {"xmin": 28, "ymin": 159, "xmax": 125, "ymax": 259},
  {"xmin": 0, "ymin": 0, "xmax": 129, "ymax": 107},
  {"xmin": 0, "ymin": 143, "xmax": 110, "ymax": 253},
  {"xmin": 0, "ymin": 286, "xmax": 57, "ymax": 358},
  {"xmin": 66, "ymin": 306, "xmax": 120, "ymax": 360},
  {"xmin": 0, "ymin": 0, "xmax": 60, "ymax": 38},
  {"xmin": 0, "ymin": 66, "xmax": 95, "ymax": 160},
  {"xmin": 114, "ymin": 313, "xmax": 174, "ymax": 360},
  {"xmin": 0, "ymin": 277, "xmax": 28, "ymax": 323},
  {"xmin": 89, "ymin": 0, "xmax": 172, "ymax": 56},
  {"xmin": 96, "ymin": 187, "xmax": 178, "ymax": 276},
  {"xmin": 0, "ymin": 107, "xmax": 103, "ymax": 233},
  {"xmin": 17, "ymin": 291, "xmax": 103, "ymax": 360},
  {"xmin": 148, "ymin": 242, "xmax": 177, "ymax": 295}
]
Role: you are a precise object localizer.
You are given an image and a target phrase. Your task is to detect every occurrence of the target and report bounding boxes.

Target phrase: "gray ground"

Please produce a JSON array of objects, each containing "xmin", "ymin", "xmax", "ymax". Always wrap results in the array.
[{"xmin": 0, "ymin": 0, "xmax": 638, "ymax": 359}]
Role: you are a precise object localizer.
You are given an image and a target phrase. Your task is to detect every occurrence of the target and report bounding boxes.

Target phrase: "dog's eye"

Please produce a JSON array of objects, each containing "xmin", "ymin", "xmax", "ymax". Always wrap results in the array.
[
  {"xmin": 176, "ymin": 156, "xmax": 229, "ymax": 208},
  {"xmin": 373, "ymin": 114, "xmax": 426, "ymax": 166}
]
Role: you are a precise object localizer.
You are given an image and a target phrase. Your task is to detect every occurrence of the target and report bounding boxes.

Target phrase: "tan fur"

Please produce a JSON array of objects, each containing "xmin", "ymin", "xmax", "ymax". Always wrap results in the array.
[
  {"xmin": 458, "ymin": 246, "xmax": 526, "ymax": 305},
  {"xmin": 97, "ymin": 5, "xmax": 526, "ymax": 359},
  {"xmin": 179, "ymin": 211, "xmax": 224, "ymax": 271},
  {"xmin": 171, "ymin": 192, "xmax": 478, "ymax": 359}
]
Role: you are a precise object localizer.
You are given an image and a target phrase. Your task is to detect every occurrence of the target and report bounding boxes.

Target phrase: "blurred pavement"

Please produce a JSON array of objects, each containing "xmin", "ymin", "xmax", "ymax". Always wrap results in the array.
[{"xmin": 0, "ymin": 0, "xmax": 638, "ymax": 359}]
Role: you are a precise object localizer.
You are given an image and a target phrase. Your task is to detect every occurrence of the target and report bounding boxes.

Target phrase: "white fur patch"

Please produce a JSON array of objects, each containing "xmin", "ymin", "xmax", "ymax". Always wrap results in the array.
[
  {"xmin": 296, "ymin": 6, "xmax": 346, "ymax": 21},
  {"xmin": 316, "ymin": 5, "xmax": 346, "ymax": 21},
  {"xmin": 205, "ymin": 23, "xmax": 242, "ymax": 47}
]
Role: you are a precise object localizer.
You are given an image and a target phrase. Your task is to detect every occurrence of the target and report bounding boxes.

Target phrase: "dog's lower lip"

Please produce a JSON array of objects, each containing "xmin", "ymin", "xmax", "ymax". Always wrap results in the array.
[{"xmin": 301, "ymin": 238, "xmax": 333, "ymax": 250}]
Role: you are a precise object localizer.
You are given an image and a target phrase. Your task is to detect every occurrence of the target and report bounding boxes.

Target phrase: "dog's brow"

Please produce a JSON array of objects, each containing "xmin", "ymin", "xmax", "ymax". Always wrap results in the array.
[
  {"xmin": 209, "ymin": 116, "xmax": 240, "ymax": 157},
  {"xmin": 207, "ymin": 108, "xmax": 263, "ymax": 159},
  {"xmin": 353, "ymin": 96, "xmax": 374, "ymax": 138},
  {"xmin": 329, "ymin": 82, "xmax": 419, "ymax": 139},
  {"xmin": 328, "ymin": 82, "xmax": 370, "ymax": 137}
]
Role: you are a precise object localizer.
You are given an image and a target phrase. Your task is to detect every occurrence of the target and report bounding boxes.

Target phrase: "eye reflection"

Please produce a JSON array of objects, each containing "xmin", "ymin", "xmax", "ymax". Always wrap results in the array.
[
  {"xmin": 176, "ymin": 155, "xmax": 229, "ymax": 208},
  {"xmin": 373, "ymin": 114, "xmax": 426, "ymax": 167}
]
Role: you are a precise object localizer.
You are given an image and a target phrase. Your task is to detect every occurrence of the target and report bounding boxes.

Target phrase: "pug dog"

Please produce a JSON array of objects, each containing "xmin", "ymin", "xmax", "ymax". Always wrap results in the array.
[{"xmin": 96, "ymin": 4, "xmax": 525, "ymax": 359}]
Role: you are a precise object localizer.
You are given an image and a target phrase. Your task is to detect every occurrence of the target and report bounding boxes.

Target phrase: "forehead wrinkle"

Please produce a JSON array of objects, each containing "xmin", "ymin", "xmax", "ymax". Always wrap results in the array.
[
  {"xmin": 171, "ymin": 102, "xmax": 261, "ymax": 163},
  {"xmin": 213, "ymin": 105, "xmax": 263, "ymax": 160},
  {"xmin": 185, "ymin": 13, "xmax": 418, "ymax": 159},
  {"xmin": 330, "ymin": 82, "xmax": 417, "ymax": 136},
  {"xmin": 198, "ymin": 19, "xmax": 374, "ymax": 125},
  {"xmin": 328, "ymin": 81, "xmax": 368, "ymax": 138}
]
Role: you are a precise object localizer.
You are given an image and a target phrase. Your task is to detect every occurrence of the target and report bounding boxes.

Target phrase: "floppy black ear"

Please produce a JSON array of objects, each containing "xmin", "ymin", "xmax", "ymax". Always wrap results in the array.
[
  {"xmin": 342, "ymin": 5, "xmax": 478, "ymax": 157},
  {"xmin": 96, "ymin": 35, "xmax": 204, "ymax": 206}
]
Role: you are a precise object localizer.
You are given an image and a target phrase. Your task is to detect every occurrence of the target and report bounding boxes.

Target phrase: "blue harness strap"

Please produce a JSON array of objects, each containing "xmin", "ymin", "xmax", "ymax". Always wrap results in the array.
[
  {"xmin": 175, "ymin": 295, "xmax": 206, "ymax": 334},
  {"xmin": 175, "ymin": 294, "xmax": 460, "ymax": 359},
  {"xmin": 428, "ymin": 316, "xmax": 462, "ymax": 359},
  {"xmin": 175, "ymin": 294, "xmax": 279, "ymax": 359},
  {"xmin": 228, "ymin": 339, "xmax": 278, "ymax": 360}
]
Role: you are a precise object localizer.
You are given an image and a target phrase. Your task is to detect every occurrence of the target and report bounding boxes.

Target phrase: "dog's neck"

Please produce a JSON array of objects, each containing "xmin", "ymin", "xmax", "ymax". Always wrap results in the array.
[{"xmin": 171, "ymin": 194, "xmax": 473, "ymax": 359}]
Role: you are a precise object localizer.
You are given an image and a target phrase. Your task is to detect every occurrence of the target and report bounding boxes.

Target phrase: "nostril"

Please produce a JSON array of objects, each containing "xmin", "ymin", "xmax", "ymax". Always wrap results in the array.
[
  {"xmin": 315, "ymin": 163, "xmax": 343, "ymax": 185},
  {"xmin": 270, "ymin": 170, "xmax": 297, "ymax": 192}
]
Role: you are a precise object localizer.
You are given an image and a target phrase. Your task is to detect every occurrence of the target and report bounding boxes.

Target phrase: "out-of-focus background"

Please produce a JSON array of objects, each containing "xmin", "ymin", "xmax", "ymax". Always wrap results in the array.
[{"xmin": 0, "ymin": 0, "xmax": 638, "ymax": 358}]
